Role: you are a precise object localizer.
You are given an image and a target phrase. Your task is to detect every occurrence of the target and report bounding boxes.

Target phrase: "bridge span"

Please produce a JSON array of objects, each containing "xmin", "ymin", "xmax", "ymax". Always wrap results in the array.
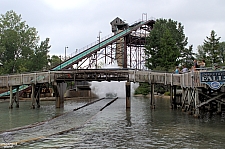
[{"xmin": 1, "ymin": 69, "xmax": 225, "ymax": 117}]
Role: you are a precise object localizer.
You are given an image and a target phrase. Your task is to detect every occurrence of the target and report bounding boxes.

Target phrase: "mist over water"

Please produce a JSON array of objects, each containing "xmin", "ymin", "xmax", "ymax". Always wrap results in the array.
[{"xmin": 90, "ymin": 62, "xmax": 139, "ymax": 98}]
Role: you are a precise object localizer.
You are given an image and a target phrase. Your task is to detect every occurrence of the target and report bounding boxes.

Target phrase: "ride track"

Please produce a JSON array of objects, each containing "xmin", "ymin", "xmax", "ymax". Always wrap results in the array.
[
  {"xmin": 0, "ymin": 97, "xmax": 119, "ymax": 147},
  {"xmin": 0, "ymin": 19, "xmax": 155, "ymax": 97}
]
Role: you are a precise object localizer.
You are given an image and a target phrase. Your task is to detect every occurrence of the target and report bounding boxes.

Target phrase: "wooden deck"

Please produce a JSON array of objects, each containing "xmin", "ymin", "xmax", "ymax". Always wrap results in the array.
[
  {"xmin": 0, "ymin": 69, "xmax": 205, "ymax": 88},
  {"xmin": 2, "ymin": 69, "xmax": 225, "ymax": 114}
]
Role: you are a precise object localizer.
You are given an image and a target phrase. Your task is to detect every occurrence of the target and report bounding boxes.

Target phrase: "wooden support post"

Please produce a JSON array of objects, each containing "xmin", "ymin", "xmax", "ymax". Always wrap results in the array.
[
  {"xmin": 181, "ymin": 88, "xmax": 185, "ymax": 111},
  {"xmin": 150, "ymin": 83, "xmax": 155, "ymax": 109},
  {"xmin": 173, "ymin": 85, "xmax": 177, "ymax": 109},
  {"xmin": 31, "ymin": 84, "xmax": 35, "ymax": 109},
  {"xmin": 15, "ymin": 86, "xmax": 19, "ymax": 108},
  {"xmin": 126, "ymin": 82, "xmax": 131, "ymax": 108},
  {"xmin": 194, "ymin": 88, "xmax": 200, "ymax": 118},
  {"xmin": 36, "ymin": 86, "xmax": 41, "ymax": 108},
  {"xmin": 170, "ymin": 85, "xmax": 174, "ymax": 109},
  {"xmin": 217, "ymin": 102, "xmax": 222, "ymax": 114},
  {"xmin": 55, "ymin": 82, "xmax": 67, "ymax": 108},
  {"xmin": 9, "ymin": 86, "xmax": 13, "ymax": 109}
]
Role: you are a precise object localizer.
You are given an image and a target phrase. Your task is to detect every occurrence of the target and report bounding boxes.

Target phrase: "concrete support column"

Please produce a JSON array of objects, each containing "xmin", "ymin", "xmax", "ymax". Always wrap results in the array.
[
  {"xmin": 126, "ymin": 82, "xmax": 131, "ymax": 108},
  {"xmin": 9, "ymin": 86, "xmax": 13, "ymax": 109},
  {"xmin": 55, "ymin": 82, "xmax": 67, "ymax": 108},
  {"xmin": 150, "ymin": 83, "xmax": 155, "ymax": 109},
  {"xmin": 31, "ymin": 84, "xmax": 35, "ymax": 109}
]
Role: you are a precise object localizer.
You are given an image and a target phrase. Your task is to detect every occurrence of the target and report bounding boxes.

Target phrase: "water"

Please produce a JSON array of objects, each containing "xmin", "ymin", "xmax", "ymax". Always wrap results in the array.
[{"xmin": 1, "ymin": 96, "xmax": 225, "ymax": 148}]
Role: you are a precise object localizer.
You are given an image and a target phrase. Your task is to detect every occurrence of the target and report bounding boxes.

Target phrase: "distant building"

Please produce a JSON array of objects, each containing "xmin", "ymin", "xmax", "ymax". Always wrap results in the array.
[{"xmin": 110, "ymin": 17, "xmax": 128, "ymax": 33}]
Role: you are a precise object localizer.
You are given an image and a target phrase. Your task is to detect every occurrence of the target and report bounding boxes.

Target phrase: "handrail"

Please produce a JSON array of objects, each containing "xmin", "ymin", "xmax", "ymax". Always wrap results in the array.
[
  {"xmin": 0, "ymin": 18, "xmax": 156, "ymax": 97},
  {"xmin": 64, "ymin": 18, "xmax": 155, "ymax": 60},
  {"xmin": 52, "ymin": 19, "xmax": 154, "ymax": 70}
]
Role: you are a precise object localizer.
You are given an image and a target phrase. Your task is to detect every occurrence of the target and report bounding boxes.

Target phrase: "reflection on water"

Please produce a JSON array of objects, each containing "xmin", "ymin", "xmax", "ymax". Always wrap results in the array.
[{"xmin": 1, "ymin": 96, "xmax": 225, "ymax": 148}]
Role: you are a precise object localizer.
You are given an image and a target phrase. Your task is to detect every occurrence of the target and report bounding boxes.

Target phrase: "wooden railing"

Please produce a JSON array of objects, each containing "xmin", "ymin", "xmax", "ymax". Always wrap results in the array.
[
  {"xmin": 0, "ymin": 70, "xmax": 204, "ymax": 88},
  {"xmin": 129, "ymin": 70, "xmax": 205, "ymax": 88}
]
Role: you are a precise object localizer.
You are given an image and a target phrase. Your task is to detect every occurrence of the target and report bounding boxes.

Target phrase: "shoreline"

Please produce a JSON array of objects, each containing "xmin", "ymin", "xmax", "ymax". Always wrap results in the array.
[
  {"xmin": 133, "ymin": 94, "xmax": 170, "ymax": 99},
  {"xmin": 0, "ymin": 94, "xmax": 171, "ymax": 103}
]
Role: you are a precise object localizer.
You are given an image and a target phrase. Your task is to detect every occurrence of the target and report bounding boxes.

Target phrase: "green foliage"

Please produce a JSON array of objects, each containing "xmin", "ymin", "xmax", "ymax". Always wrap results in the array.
[
  {"xmin": 195, "ymin": 45, "xmax": 210, "ymax": 67},
  {"xmin": 180, "ymin": 45, "xmax": 195, "ymax": 69},
  {"xmin": 49, "ymin": 55, "xmax": 61, "ymax": 69},
  {"xmin": 134, "ymin": 82, "xmax": 150, "ymax": 96},
  {"xmin": 0, "ymin": 10, "xmax": 51, "ymax": 74},
  {"xmin": 203, "ymin": 30, "xmax": 221, "ymax": 65},
  {"xmin": 145, "ymin": 18, "xmax": 189, "ymax": 71},
  {"xmin": 218, "ymin": 42, "xmax": 225, "ymax": 64},
  {"xmin": 164, "ymin": 92, "xmax": 170, "ymax": 96}
]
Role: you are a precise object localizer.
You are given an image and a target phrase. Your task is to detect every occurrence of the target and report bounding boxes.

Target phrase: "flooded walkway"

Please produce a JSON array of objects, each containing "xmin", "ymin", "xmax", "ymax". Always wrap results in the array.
[{"xmin": 1, "ymin": 96, "xmax": 225, "ymax": 148}]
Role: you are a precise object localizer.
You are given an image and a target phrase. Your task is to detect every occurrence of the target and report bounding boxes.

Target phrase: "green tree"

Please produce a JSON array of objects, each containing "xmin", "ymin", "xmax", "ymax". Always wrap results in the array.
[
  {"xmin": 218, "ymin": 42, "xmax": 225, "ymax": 64},
  {"xmin": 49, "ymin": 55, "xmax": 61, "ymax": 69},
  {"xmin": 145, "ymin": 18, "xmax": 188, "ymax": 71},
  {"xmin": 158, "ymin": 28, "xmax": 179, "ymax": 71},
  {"xmin": 134, "ymin": 82, "xmax": 150, "ymax": 96},
  {"xmin": 203, "ymin": 30, "xmax": 221, "ymax": 65},
  {"xmin": 0, "ymin": 10, "xmax": 51, "ymax": 74},
  {"xmin": 29, "ymin": 38, "xmax": 51, "ymax": 71},
  {"xmin": 195, "ymin": 45, "xmax": 209, "ymax": 66},
  {"xmin": 180, "ymin": 45, "xmax": 195, "ymax": 68}
]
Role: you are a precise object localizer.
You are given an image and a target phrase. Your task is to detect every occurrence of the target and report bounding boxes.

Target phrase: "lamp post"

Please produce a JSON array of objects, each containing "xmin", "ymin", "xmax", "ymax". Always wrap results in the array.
[
  {"xmin": 59, "ymin": 55, "xmax": 61, "ymax": 70},
  {"xmin": 97, "ymin": 31, "xmax": 102, "ymax": 46},
  {"xmin": 96, "ymin": 31, "xmax": 102, "ymax": 69},
  {"xmin": 65, "ymin": 46, "xmax": 68, "ymax": 60},
  {"xmin": 142, "ymin": 13, "xmax": 147, "ymax": 21}
]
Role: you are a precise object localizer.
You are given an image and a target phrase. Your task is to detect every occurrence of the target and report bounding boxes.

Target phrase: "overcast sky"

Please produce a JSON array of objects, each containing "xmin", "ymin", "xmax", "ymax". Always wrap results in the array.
[{"xmin": 1, "ymin": 0, "xmax": 225, "ymax": 56}]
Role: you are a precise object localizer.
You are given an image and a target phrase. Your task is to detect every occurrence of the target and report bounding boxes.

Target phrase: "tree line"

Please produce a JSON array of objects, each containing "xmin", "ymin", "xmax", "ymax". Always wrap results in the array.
[
  {"xmin": 145, "ymin": 18, "xmax": 225, "ymax": 71},
  {"xmin": 137, "ymin": 18, "xmax": 224, "ymax": 95},
  {"xmin": 0, "ymin": 10, "xmax": 61, "ymax": 75},
  {"xmin": 1, "ymin": 11, "xmax": 224, "ymax": 76}
]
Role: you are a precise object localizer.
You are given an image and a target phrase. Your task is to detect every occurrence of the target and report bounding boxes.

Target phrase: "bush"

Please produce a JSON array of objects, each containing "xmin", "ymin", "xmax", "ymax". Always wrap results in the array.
[
  {"xmin": 134, "ymin": 82, "xmax": 150, "ymax": 95},
  {"xmin": 164, "ymin": 91, "xmax": 170, "ymax": 96}
]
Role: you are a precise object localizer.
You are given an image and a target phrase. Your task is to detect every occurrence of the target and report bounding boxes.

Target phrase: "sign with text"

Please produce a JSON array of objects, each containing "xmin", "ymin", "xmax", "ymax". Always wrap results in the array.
[{"xmin": 200, "ymin": 71, "xmax": 225, "ymax": 90}]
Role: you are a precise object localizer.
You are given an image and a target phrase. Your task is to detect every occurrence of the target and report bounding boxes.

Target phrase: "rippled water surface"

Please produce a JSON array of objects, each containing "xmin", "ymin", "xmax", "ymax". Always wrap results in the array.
[{"xmin": 1, "ymin": 96, "xmax": 225, "ymax": 148}]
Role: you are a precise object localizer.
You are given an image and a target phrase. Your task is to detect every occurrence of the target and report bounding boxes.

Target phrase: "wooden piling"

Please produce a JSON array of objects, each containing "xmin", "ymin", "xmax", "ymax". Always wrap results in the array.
[
  {"xmin": 55, "ymin": 82, "xmax": 67, "ymax": 108},
  {"xmin": 15, "ymin": 86, "xmax": 19, "ymax": 108},
  {"xmin": 126, "ymin": 82, "xmax": 131, "ymax": 108},
  {"xmin": 150, "ymin": 83, "xmax": 155, "ymax": 109},
  {"xmin": 170, "ymin": 85, "xmax": 173, "ymax": 109},
  {"xmin": 9, "ymin": 86, "xmax": 13, "ymax": 109},
  {"xmin": 31, "ymin": 84, "xmax": 35, "ymax": 109}
]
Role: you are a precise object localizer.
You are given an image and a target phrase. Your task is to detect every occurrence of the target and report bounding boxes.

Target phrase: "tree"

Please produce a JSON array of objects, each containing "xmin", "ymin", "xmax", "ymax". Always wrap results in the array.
[
  {"xmin": 29, "ymin": 38, "xmax": 51, "ymax": 71},
  {"xmin": 218, "ymin": 42, "xmax": 225, "ymax": 64},
  {"xmin": 158, "ymin": 28, "xmax": 180, "ymax": 71},
  {"xmin": 134, "ymin": 82, "xmax": 150, "ymax": 96},
  {"xmin": 0, "ymin": 10, "xmax": 51, "ymax": 74},
  {"xmin": 145, "ymin": 18, "xmax": 188, "ymax": 71},
  {"xmin": 195, "ymin": 45, "xmax": 209, "ymax": 66},
  {"xmin": 203, "ymin": 30, "xmax": 221, "ymax": 65},
  {"xmin": 180, "ymin": 45, "xmax": 195, "ymax": 68},
  {"xmin": 49, "ymin": 55, "xmax": 61, "ymax": 69}
]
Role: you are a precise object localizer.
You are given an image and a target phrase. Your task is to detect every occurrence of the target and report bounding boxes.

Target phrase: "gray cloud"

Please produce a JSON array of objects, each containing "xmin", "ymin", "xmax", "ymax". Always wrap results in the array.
[{"xmin": 0, "ymin": 0, "xmax": 225, "ymax": 56}]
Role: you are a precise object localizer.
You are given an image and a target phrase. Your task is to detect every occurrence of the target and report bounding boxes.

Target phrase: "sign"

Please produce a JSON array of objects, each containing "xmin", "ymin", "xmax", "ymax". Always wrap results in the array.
[{"xmin": 200, "ymin": 71, "xmax": 225, "ymax": 90}]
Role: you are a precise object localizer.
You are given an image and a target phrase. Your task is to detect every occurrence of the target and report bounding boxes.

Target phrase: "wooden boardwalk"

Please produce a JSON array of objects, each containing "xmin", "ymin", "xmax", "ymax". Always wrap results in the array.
[
  {"xmin": 0, "ymin": 69, "xmax": 205, "ymax": 87},
  {"xmin": 0, "ymin": 69, "xmax": 224, "ymax": 116}
]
